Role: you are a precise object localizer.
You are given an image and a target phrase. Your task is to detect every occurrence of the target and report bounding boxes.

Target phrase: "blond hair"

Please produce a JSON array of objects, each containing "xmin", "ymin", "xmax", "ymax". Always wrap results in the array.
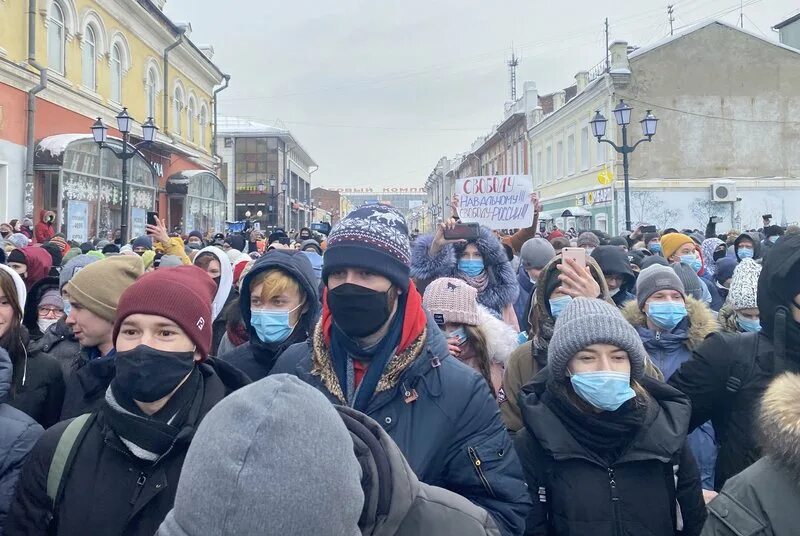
[{"xmin": 250, "ymin": 269, "xmax": 307, "ymax": 307}]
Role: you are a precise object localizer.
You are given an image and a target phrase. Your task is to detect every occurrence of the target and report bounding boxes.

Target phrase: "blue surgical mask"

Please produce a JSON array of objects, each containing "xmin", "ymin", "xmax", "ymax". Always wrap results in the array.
[
  {"xmin": 647, "ymin": 301, "xmax": 687, "ymax": 330},
  {"xmin": 736, "ymin": 314, "xmax": 761, "ymax": 333},
  {"xmin": 549, "ymin": 295, "xmax": 573, "ymax": 318},
  {"xmin": 458, "ymin": 259, "xmax": 485, "ymax": 277},
  {"xmin": 649, "ymin": 243, "xmax": 662, "ymax": 254},
  {"xmin": 738, "ymin": 248, "xmax": 754, "ymax": 259},
  {"xmin": 447, "ymin": 326, "xmax": 468, "ymax": 346},
  {"xmin": 250, "ymin": 305, "xmax": 301, "ymax": 344},
  {"xmin": 517, "ymin": 331, "xmax": 529, "ymax": 345},
  {"xmin": 769, "ymin": 235, "xmax": 779, "ymax": 243},
  {"xmin": 63, "ymin": 299, "xmax": 72, "ymax": 318},
  {"xmin": 569, "ymin": 371, "xmax": 636, "ymax": 411},
  {"xmin": 680, "ymin": 254, "xmax": 702, "ymax": 273}
]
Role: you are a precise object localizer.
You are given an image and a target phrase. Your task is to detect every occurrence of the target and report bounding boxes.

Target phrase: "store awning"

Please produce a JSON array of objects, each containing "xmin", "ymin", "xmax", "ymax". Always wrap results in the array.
[
  {"xmin": 166, "ymin": 170, "xmax": 226, "ymax": 196},
  {"xmin": 558, "ymin": 206, "xmax": 592, "ymax": 217}
]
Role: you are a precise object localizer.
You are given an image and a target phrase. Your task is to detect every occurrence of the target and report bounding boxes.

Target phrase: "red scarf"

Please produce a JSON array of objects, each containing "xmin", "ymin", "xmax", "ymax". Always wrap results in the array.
[{"xmin": 321, "ymin": 280, "xmax": 427, "ymax": 353}]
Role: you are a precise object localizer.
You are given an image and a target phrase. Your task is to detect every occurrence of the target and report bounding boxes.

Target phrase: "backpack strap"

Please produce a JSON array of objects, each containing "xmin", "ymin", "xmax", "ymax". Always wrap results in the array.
[{"xmin": 47, "ymin": 413, "xmax": 95, "ymax": 512}]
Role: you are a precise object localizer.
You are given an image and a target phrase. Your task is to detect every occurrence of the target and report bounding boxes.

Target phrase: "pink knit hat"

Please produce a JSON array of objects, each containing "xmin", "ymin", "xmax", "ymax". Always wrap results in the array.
[{"xmin": 422, "ymin": 277, "xmax": 479, "ymax": 326}]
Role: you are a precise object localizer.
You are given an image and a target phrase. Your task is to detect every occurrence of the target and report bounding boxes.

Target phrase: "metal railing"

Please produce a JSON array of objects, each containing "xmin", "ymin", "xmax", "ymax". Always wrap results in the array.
[{"xmin": 587, "ymin": 58, "xmax": 609, "ymax": 83}]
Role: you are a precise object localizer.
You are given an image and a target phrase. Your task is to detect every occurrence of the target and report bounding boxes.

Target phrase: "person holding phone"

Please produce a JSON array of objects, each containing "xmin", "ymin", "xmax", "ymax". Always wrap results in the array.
[{"xmin": 146, "ymin": 215, "xmax": 191, "ymax": 266}]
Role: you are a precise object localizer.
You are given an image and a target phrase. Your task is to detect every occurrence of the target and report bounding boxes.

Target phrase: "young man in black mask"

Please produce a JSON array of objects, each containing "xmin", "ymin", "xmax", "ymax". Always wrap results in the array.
[
  {"xmin": 272, "ymin": 204, "xmax": 530, "ymax": 536},
  {"xmin": 7, "ymin": 266, "xmax": 249, "ymax": 535}
]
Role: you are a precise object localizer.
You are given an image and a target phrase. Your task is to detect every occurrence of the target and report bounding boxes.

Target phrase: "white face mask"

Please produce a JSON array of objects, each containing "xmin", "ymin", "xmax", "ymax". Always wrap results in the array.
[
  {"xmin": 608, "ymin": 288, "xmax": 620, "ymax": 297},
  {"xmin": 37, "ymin": 318, "xmax": 58, "ymax": 333}
]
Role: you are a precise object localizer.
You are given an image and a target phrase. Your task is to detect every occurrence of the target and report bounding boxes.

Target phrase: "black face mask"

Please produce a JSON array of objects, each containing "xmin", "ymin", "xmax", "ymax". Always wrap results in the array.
[
  {"xmin": 0, "ymin": 231, "xmax": 8, "ymax": 238},
  {"xmin": 713, "ymin": 248, "xmax": 727, "ymax": 262},
  {"xmin": 114, "ymin": 345, "xmax": 196, "ymax": 403},
  {"xmin": 327, "ymin": 283, "xmax": 392, "ymax": 338}
]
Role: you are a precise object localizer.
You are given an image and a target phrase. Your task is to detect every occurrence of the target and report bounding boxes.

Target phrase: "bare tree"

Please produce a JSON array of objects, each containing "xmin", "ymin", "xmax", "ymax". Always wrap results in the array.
[{"xmin": 689, "ymin": 198, "xmax": 726, "ymax": 229}]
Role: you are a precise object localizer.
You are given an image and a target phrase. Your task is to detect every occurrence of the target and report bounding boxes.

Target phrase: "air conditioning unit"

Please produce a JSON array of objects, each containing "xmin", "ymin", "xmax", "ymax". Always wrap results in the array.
[{"xmin": 711, "ymin": 180, "xmax": 737, "ymax": 202}]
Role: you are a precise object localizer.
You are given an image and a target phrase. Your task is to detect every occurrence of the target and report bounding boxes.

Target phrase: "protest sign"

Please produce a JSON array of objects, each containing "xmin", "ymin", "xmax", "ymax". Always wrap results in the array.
[{"xmin": 455, "ymin": 175, "xmax": 533, "ymax": 230}]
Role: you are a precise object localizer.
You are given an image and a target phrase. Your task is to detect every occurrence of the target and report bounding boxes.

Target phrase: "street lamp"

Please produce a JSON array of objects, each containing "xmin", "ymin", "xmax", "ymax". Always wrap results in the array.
[
  {"xmin": 265, "ymin": 175, "xmax": 288, "ymax": 228},
  {"xmin": 90, "ymin": 108, "xmax": 158, "ymax": 243},
  {"xmin": 590, "ymin": 100, "xmax": 658, "ymax": 231}
]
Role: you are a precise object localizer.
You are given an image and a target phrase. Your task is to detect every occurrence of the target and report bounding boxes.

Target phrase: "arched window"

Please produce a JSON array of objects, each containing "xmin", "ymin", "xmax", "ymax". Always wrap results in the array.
[
  {"xmin": 146, "ymin": 67, "xmax": 157, "ymax": 119},
  {"xmin": 81, "ymin": 25, "xmax": 96, "ymax": 89},
  {"xmin": 48, "ymin": 2, "xmax": 66, "ymax": 74},
  {"xmin": 187, "ymin": 97, "xmax": 196, "ymax": 142},
  {"xmin": 199, "ymin": 104, "xmax": 208, "ymax": 148},
  {"xmin": 173, "ymin": 86, "xmax": 184, "ymax": 136},
  {"xmin": 110, "ymin": 43, "xmax": 122, "ymax": 103}
]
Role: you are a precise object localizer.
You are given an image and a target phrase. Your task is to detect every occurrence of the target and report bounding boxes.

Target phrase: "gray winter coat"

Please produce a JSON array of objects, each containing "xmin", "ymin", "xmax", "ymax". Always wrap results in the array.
[
  {"xmin": 702, "ymin": 372, "xmax": 800, "ymax": 536},
  {"xmin": 0, "ymin": 348, "xmax": 43, "ymax": 534},
  {"xmin": 27, "ymin": 317, "xmax": 80, "ymax": 382}
]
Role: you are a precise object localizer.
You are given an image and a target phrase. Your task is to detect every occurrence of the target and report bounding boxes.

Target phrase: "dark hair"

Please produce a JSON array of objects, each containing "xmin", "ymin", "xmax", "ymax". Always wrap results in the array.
[
  {"xmin": 194, "ymin": 252, "xmax": 217, "ymax": 270},
  {"xmin": 0, "ymin": 269, "xmax": 29, "ymax": 394}
]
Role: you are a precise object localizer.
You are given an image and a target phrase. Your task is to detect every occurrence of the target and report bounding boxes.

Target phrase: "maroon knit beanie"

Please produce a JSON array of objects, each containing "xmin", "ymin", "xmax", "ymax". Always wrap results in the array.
[{"xmin": 113, "ymin": 265, "xmax": 217, "ymax": 359}]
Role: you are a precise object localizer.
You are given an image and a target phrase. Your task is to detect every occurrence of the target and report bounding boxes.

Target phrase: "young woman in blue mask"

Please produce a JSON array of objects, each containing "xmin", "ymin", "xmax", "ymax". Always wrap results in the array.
[
  {"xmin": 515, "ymin": 297, "xmax": 706, "ymax": 535},
  {"xmin": 718, "ymin": 258, "xmax": 762, "ymax": 334},
  {"xmin": 622, "ymin": 263, "xmax": 720, "ymax": 492},
  {"xmin": 411, "ymin": 218, "xmax": 520, "ymax": 329},
  {"xmin": 219, "ymin": 250, "xmax": 319, "ymax": 380}
]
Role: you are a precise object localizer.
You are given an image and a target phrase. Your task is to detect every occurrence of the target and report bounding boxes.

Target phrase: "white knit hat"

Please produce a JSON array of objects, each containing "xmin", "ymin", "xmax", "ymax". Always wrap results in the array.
[
  {"xmin": 728, "ymin": 258, "xmax": 761, "ymax": 310},
  {"xmin": 422, "ymin": 277, "xmax": 479, "ymax": 326}
]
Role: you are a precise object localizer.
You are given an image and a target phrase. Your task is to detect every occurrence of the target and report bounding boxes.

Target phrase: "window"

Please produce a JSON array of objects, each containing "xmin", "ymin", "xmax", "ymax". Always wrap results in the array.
[
  {"xmin": 146, "ymin": 68, "xmax": 157, "ymax": 119},
  {"xmin": 567, "ymin": 133, "xmax": 576, "ymax": 175},
  {"xmin": 546, "ymin": 146, "xmax": 553, "ymax": 182},
  {"xmin": 596, "ymin": 134, "xmax": 605, "ymax": 165},
  {"xmin": 81, "ymin": 25, "xmax": 96, "ymax": 89},
  {"xmin": 173, "ymin": 86, "xmax": 184, "ymax": 136},
  {"xmin": 199, "ymin": 105, "xmax": 208, "ymax": 148},
  {"xmin": 556, "ymin": 141, "xmax": 564, "ymax": 178},
  {"xmin": 581, "ymin": 127, "xmax": 590, "ymax": 170},
  {"xmin": 535, "ymin": 150, "xmax": 543, "ymax": 186},
  {"xmin": 110, "ymin": 43, "xmax": 122, "ymax": 103},
  {"xmin": 48, "ymin": 2, "xmax": 66, "ymax": 74},
  {"xmin": 187, "ymin": 97, "xmax": 196, "ymax": 142}
]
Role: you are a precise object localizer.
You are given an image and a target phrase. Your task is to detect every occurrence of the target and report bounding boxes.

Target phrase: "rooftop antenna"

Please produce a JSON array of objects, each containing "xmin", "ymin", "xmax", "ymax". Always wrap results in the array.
[
  {"xmin": 605, "ymin": 18, "xmax": 610, "ymax": 71},
  {"xmin": 667, "ymin": 5, "xmax": 675, "ymax": 36},
  {"xmin": 508, "ymin": 47, "xmax": 519, "ymax": 101},
  {"xmin": 739, "ymin": 0, "xmax": 744, "ymax": 28}
]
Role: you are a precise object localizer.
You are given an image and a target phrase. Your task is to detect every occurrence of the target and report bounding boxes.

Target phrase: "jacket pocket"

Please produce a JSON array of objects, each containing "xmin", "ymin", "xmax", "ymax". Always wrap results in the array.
[{"xmin": 467, "ymin": 439, "xmax": 508, "ymax": 499}]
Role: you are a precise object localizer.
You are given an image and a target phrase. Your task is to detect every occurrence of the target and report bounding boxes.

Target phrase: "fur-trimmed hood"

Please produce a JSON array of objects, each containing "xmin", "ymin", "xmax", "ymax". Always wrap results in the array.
[
  {"xmin": 621, "ymin": 296, "xmax": 718, "ymax": 350},
  {"xmin": 717, "ymin": 303, "xmax": 740, "ymax": 333},
  {"xmin": 760, "ymin": 373, "xmax": 800, "ymax": 478},
  {"xmin": 410, "ymin": 226, "xmax": 518, "ymax": 315},
  {"xmin": 476, "ymin": 304, "xmax": 518, "ymax": 365}
]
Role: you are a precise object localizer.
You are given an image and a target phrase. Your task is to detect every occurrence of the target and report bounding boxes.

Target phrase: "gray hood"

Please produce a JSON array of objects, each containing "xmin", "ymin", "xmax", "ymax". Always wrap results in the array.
[
  {"xmin": 0, "ymin": 347, "xmax": 11, "ymax": 404},
  {"xmin": 157, "ymin": 374, "xmax": 362, "ymax": 536}
]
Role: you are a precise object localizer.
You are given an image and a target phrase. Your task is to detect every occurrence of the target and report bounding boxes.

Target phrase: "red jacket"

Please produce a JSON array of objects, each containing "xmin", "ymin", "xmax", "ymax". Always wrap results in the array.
[{"xmin": 34, "ymin": 210, "xmax": 56, "ymax": 243}]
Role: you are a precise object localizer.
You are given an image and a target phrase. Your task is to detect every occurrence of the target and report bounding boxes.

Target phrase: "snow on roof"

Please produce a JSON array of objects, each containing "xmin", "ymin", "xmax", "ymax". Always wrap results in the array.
[{"xmin": 36, "ymin": 134, "xmax": 95, "ymax": 157}]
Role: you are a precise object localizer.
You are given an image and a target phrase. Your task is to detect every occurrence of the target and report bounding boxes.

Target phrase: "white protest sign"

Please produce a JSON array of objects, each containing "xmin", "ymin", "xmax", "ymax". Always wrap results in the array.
[{"xmin": 455, "ymin": 175, "xmax": 533, "ymax": 230}]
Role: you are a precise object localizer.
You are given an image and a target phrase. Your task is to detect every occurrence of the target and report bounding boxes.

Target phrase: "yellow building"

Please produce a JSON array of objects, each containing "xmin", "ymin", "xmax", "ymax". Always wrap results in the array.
[{"xmin": 0, "ymin": 0, "xmax": 230, "ymax": 237}]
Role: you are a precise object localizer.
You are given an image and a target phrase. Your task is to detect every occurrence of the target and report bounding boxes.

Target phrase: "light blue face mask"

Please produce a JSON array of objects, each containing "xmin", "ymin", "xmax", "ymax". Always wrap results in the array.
[
  {"xmin": 549, "ymin": 295, "xmax": 573, "ymax": 318},
  {"xmin": 769, "ymin": 235, "xmax": 779, "ymax": 243},
  {"xmin": 447, "ymin": 326, "xmax": 468, "ymax": 346},
  {"xmin": 737, "ymin": 314, "xmax": 761, "ymax": 333},
  {"xmin": 458, "ymin": 259, "xmax": 485, "ymax": 277},
  {"xmin": 250, "ymin": 304, "xmax": 301, "ymax": 344},
  {"xmin": 649, "ymin": 243, "xmax": 662, "ymax": 254},
  {"xmin": 62, "ymin": 298, "xmax": 72, "ymax": 318},
  {"xmin": 570, "ymin": 371, "xmax": 636, "ymax": 411},
  {"xmin": 738, "ymin": 248, "xmax": 754, "ymax": 259},
  {"xmin": 647, "ymin": 301, "xmax": 687, "ymax": 330},
  {"xmin": 680, "ymin": 254, "xmax": 702, "ymax": 273}
]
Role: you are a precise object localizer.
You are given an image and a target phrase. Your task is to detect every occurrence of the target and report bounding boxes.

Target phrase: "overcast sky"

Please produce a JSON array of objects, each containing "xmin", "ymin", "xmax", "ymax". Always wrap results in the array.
[{"xmin": 166, "ymin": 0, "xmax": 798, "ymax": 188}]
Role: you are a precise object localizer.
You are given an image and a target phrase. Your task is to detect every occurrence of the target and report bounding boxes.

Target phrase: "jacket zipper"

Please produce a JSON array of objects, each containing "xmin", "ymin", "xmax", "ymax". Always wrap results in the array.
[
  {"xmin": 468, "ymin": 447, "xmax": 496, "ymax": 498},
  {"xmin": 608, "ymin": 468, "xmax": 624, "ymax": 536}
]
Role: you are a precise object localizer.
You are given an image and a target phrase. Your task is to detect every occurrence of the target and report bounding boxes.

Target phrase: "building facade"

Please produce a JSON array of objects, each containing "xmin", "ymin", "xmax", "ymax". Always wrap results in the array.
[
  {"xmin": 216, "ymin": 117, "xmax": 317, "ymax": 232},
  {"xmin": 311, "ymin": 187, "xmax": 342, "ymax": 224},
  {"xmin": 0, "ymin": 0, "xmax": 228, "ymax": 239}
]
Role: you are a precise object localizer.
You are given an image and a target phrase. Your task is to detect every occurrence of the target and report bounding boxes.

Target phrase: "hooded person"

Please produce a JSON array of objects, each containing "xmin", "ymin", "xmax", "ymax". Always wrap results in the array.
[
  {"xmin": 667, "ymin": 236, "xmax": 800, "ymax": 491},
  {"xmin": 40, "ymin": 243, "xmax": 63, "ymax": 274},
  {"xmin": 297, "ymin": 227, "xmax": 313, "ymax": 241},
  {"xmin": 21, "ymin": 277, "xmax": 62, "ymax": 341},
  {"xmin": 6, "ymin": 246, "xmax": 53, "ymax": 291},
  {"xmin": 0, "ymin": 265, "xmax": 64, "ymax": 429},
  {"xmin": 700, "ymin": 238, "xmax": 726, "ymax": 278},
  {"xmin": 132, "ymin": 235, "xmax": 153, "ymax": 255},
  {"xmin": 157, "ymin": 374, "xmax": 502, "ymax": 536},
  {"xmin": 222, "ymin": 234, "xmax": 246, "ymax": 253},
  {"xmin": 671, "ymin": 262, "xmax": 713, "ymax": 307},
  {"xmin": 760, "ymin": 224, "xmax": 784, "ymax": 253},
  {"xmin": 0, "ymin": 222, "xmax": 12, "ymax": 240},
  {"xmin": 271, "ymin": 204, "xmax": 530, "ymax": 536},
  {"xmin": 621, "ymin": 264, "xmax": 719, "ymax": 489},
  {"xmin": 7, "ymin": 266, "xmax": 250, "ymax": 536},
  {"xmin": 186, "ymin": 230, "xmax": 204, "ymax": 248},
  {"xmin": 218, "ymin": 250, "xmax": 320, "ymax": 381},
  {"xmin": 514, "ymin": 298, "xmax": 706, "ymax": 536},
  {"xmin": 411, "ymin": 219, "xmax": 520, "ymax": 329},
  {"xmin": 703, "ymin": 372, "xmax": 800, "ymax": 535},
  {"xmin": 193, "ymin": 246, "xmax": 236, "ymax": 356},
  {"xmin": 591, "ymin": 245, "xmax": 636, "ymax": 308},
  {"xmin": 33, "ymin": 210, "xmax": 55, "ymax": 244},
  {"xmin": 0, "ymin": 347, "xmax": 44, "ymax": 533},
  {"xmin": 713, "ymin": 257, "xmax": 737, "ymax": 301},
  {"xmin": 300, "ymin": 239, "xmax": 324, "ymax": 283},
  {"xmin": 717, "ymin": 259, "xmax": 762, "ymax": 334},
  {"xmin": 733, "ymin": 232, "xmax": 762, "ymax": 263},
  {"xmin": 514, "ymin": 238, "xmax": 556, "ymax": 333}
]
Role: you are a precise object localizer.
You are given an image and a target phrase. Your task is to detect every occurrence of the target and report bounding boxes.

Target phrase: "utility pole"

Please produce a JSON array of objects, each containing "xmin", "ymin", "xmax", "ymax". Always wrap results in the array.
[
  {"xmin": 667, "ymin": 5, "xmax": 675, "ymax": 36},
  {"xmin": 739, "ymin": 0, "xmax": 744, "ymax": 28},
  {"xmin": 605, "ymin": 18, "xmax": 610, "ymax": 71},
  {"xmin": 507, "ymin": 49, "xmax": 519, "ymax": 101}
]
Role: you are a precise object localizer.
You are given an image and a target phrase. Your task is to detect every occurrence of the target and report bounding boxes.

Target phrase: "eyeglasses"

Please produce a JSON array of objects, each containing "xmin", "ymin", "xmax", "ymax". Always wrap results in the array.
[{"xmin": 38, "ymin": 307, "xmax": 63, "ymax": 318}]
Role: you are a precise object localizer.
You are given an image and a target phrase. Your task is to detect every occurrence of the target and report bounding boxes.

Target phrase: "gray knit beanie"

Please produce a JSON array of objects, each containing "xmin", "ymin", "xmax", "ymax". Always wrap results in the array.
[
  {"xmin": 636, "ymin": 264, "xmax": 685, "ymax": 310},
  {"xmin": 520, "ymin": 238, "xmax": 556, "ymax": 270},
  {"xmin": 670, "ymin": 263, "xmax": 703, "ymax": 301},
  {"xmin": 577, "ymin": 232, "xmax": 600, "ymax": 248},
  {"xmin": 548, "ymin": 297, "xmax": 648, "ymax": 381},
  {"xmin": 59, "ymin": 254, "xmax": 99, "ymax": 290}
]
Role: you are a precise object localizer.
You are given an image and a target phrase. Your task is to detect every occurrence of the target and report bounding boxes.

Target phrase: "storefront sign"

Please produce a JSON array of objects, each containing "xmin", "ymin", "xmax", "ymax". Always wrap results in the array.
[
  {"xmin": 576, "ymin": 187, "xmax": 612, "ymax": 208},
  {"xmin": 455, "ymin": 175, "xmax": 533, "ymax": 230},
  {"xmin": 131, "ymin": 207, "xmax": 146, "ymax": 238},
  {"xmin": 598, "ymin": 165, "xmax": 614, "ymax": 185},
  {"xmin": 333, "ymin": 187, "xmax": 425, "ymax": 194},
  {"xmin": 67, "ymin": 200, "xmax": 89, "ymax": 243}
]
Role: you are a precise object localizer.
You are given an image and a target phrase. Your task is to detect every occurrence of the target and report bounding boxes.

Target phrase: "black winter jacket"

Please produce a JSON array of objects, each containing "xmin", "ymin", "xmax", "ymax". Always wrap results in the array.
[
  {"xmin": 516, "ymin": 370, "xmax": 706, "ymax": 536},
  {"xmin": 219, "ymin": 250, "xmax": 320, "ymax": 380},
  {"xmin": 6, "ymin": 359, "xmax": 249, "ymax": 536},
  {"xmin": 59, "ymin": 348, "xmax": 115, "ymax": 421},
  {"xmin": 6, "ymin": 348, "xmax": 64, "ymax": 430},
  {"xmin": 27, "ymin": 318, "xmax": 81, "ymax": 382}
]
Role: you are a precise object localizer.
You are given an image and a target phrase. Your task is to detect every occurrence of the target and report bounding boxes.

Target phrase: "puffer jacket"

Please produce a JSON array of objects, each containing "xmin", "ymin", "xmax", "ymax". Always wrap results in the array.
[
  {"xmin": 219, "ymin": 250, "xmax": 320, "ymax": 381},
  {"xmin": 515, "ymin": 369, "xmax": 706, "ymax": 536},
  {"xmin": 27, "ymin": 317, "xmax": 81, "ymax": 382},
  {"xmin": 33, "ymin": 210, "xmax": 55, "ymax": 244},
  {"xmin": 271, "ymin": 311, "xmax": 531, "ymax": 536},
  {"xmin": 0, "ymin": 348, "xmax": 43, "ymax": 535},
  {"xmin": 513, "ymin": 265, "xmax": 535, "ymax": 333},
  {"xmin": 622, "ymin": 297, "xmax": 719, "ymax": 489},
  {"xmin": 702, "ymin": 373, "xmax": 800, "ymax": 535},
  {"xmin": 410, "ymin": 225, "xmax": 519, "ymax": 322}
]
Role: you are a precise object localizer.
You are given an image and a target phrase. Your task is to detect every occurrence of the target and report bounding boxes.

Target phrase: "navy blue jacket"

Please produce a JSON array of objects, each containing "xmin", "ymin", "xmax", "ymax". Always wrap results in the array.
[
  {"xmin": 271, "ymin": 313, "xmax": 531, "ymax": 536},
  {"xmin": 513, "ymin": 265, "xmax": 534, "ymax": 333}
]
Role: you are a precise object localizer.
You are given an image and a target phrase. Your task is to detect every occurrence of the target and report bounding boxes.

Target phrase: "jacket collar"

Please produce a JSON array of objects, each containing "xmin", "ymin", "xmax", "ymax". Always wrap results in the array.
[{"xmin": 621, "ymin": 296, "xmax": 718, "ymax": 350}]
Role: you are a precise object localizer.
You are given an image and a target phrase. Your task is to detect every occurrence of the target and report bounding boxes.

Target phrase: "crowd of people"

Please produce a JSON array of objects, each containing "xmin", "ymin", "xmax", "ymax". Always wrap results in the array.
[{"xmin": 0, "ymin": 200, "xmax": 798, "ymax": 535}]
